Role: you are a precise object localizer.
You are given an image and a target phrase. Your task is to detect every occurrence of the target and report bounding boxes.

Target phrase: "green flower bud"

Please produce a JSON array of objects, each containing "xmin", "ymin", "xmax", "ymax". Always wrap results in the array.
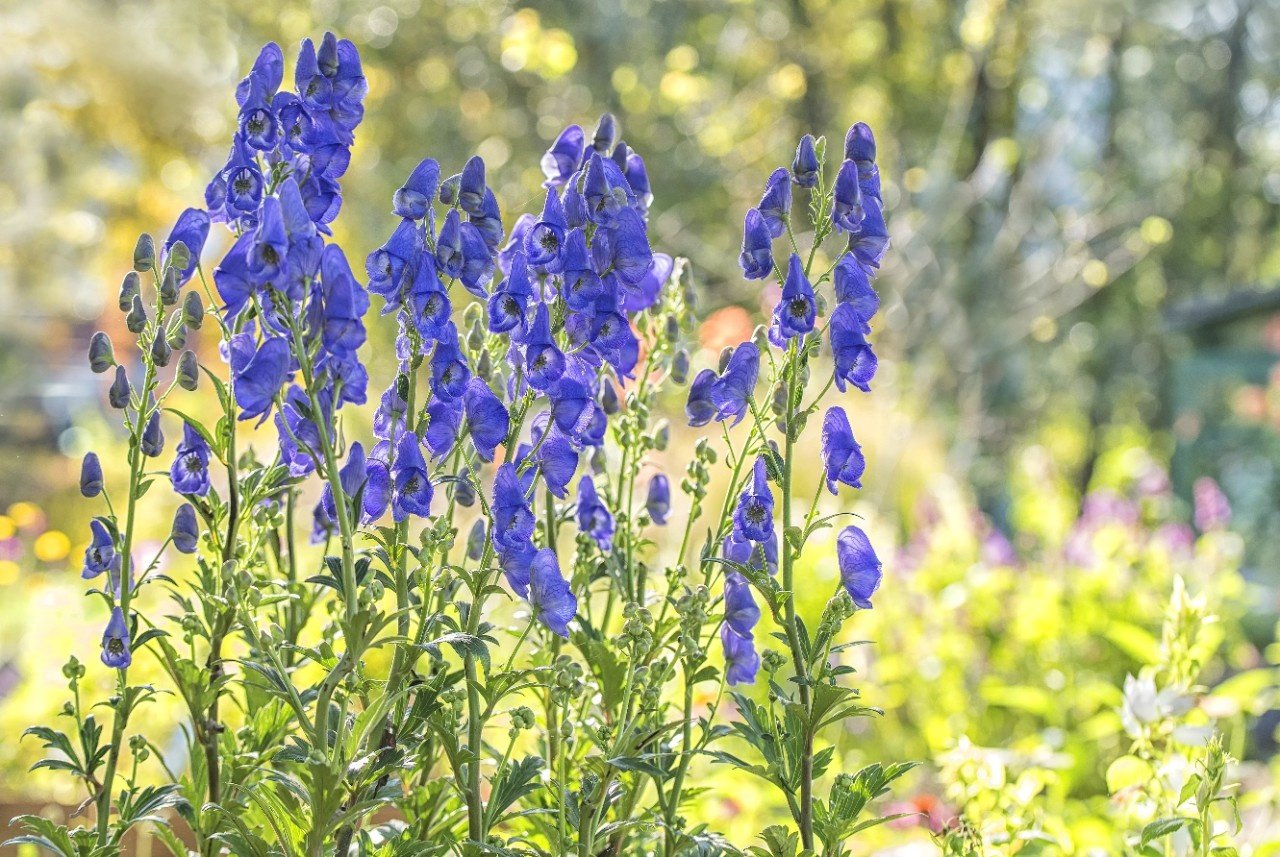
[
  {"xmin": 176, "ymin": 350, "xmax": 199, "ymax": 391},
  {"xmin": 126, "ymin": 295, "xmax": 148, "ymax": 334},
  {"xmin": 133, "ymin": 234, "xmax": 155, "ymax": 271},
  {"xmin": 182, "ymin": 290, "xmax": 204, "ymax": 330},
  {"xmin": 88, "ymin": 332, "xmax": 115, "ymax": 373},
  {"xmin": 119, "ymin": 272, "xmax": 140, "ymax": 312}
]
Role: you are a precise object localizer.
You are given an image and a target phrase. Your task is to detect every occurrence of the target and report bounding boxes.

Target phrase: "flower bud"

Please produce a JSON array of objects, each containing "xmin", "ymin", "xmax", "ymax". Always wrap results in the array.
[
  {"xmin": 455, "ymin": 470, "xmax": 476, "ymax": 507},
  {"xmin": 118, "ymin": 272, "xmax": 140, "ymax": 312},
  {"xmin": 172, "ymin": 503, "xmax": 198, "ymax": 554},
  {"xmin": 600, "ymin": 381, "xmax": 620, "ymax": 415},
  {"xmin": 752, "ymin": 324, "xmax": 769, "ymax": 351},
  {"xmin": 466, "ymin": 321, "xmax": 484, "ymax": 352},
  {"xmin": 166, "ymin": 240, "xmax": 190, "ymax": 276},
  {"xmin": 590, "ymin": 446, "xmax": 607, "ymax": 475},
  {"xmin": 592, "ymin": 113, "xmax": 617, "ymax": 154},
  {"xmin": 167, "ymin": 322, "xmax": 188, "ymax": 350},
  {"xmin": 140, "ymin": 412, "xmax": 164, "ymax": 457},
  {"xmin": 652, "ymin": 420, "xmax": 670, "ymax": 451},
  {"xmin": 439, "ymin": 173, "xmax": 460, "ymax": 205},
  {"xmin": 664, "ymin": 314, "xmax": 679, "ymax": 341},
  {"xmin": 80, "ymin": 452, "xmax": 104, "ymax": 498},
  {"xmin": 150, "ymin": 332, "xmax": 172, "ymax": 367},
  {"xmin": 88, "ymin": 332, "xmax": 115, "ymax": 373},
  {"xmin": 133, "ymin": 233, "xmax": 155, "ymax": 271},
  {"xmin": 182, "ymin": 291, "xmax": 204, "ymax": 330},
  {"xmin": 466, "ymin": 519, "xmax": 485, "ymax": 561},
  {"xmin": 718, "ymin": 346, "xmax": 733, "ymax": 374},
  {"xmin": 176, "ymin": 350, "xmax": 199, "ymax": 392},
  {"xmin": 475, "ymin": 350, "xmax": 492, "ymax": 381},
  {"xmin": 159, "ymin": 266, "xmax": 180, "ymax": 307},
  {"xmin": 126, "ymin": 295, "xmax": 148, "ymax": 334},
  {"xmin": 671, "ymin": 349, "xmax": 690, "ymax": 385},
  {"xmin": 108, "ymin": 366, "xmax": 131, "ymax": 409}
]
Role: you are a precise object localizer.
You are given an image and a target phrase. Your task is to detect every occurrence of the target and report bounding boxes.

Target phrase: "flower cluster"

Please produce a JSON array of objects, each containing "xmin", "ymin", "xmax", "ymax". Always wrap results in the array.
[
  {"xmin": 691, "ymin": 124, "xmax": 890, "ymax": 685},
  {"xmin": 31, "ymin": 35, "xmax": 910, "ymax": 857}
]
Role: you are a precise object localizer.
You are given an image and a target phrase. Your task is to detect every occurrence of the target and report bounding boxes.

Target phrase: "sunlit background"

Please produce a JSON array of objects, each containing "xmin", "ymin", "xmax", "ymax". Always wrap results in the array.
[{"xmin": 1, "ymin": 0, "xmax": 1279, "ymax": 849}]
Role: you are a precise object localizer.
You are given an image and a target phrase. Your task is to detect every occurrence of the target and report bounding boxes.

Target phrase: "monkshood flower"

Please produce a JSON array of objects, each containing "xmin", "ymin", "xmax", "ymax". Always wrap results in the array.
[
  {"xmin": 140, "ymin": 412, "xmax": 164, "ymax": 457},
  {"xmin": 712, "ymin": 342, "xmax": 760, "ymax": 424},
  {"xmin": 100, "ymin": 607, "xmax": 131, "ymax": 669},
  {"xmin": 172, "ymin": 504, "xmax": 200, "ymax": 554},
  {"xmin": 170, "ymin": 423, "xmax": 212, "ymax": 496},
  {"xmin": 393, "ymin": 157, "xmax": 440, "ymax": 221},
  {"xmin": 226, "ymin": 331, "xmax": 292, "ymax": 421},
  {"xmin": 575, "ymin": 476, "xmax": 614, "ymax": 552},
  {"xmin": 528, "ymin": 548, "xmax": 577, "ymax": 638},
  {"xmin": 526, "ymin": 188, "xmax": 568, "ymax": 270},
  {"xmin": 769, "ymin": 254, "xmax": 816, "ymax": 345},
  {"xmin": 523, "ymin": 303, "xmax": 566, "ymax": 390},
  {"xmin": 733, "ymin": 458, "xmax": 775, "ymax": 543},
  {"xmin": 830, "ymin": 304, "xmax": 878, "ymax": 394},
  {"xmin": 724, "ymin": 528, "xmax": 778, "ymax": 576},
  {"xmin": 791, "ymin": 134, "xmax": 819, "ymax": 188},
  {"xmin": 541, "ymin": 124, "xmax": 585, "ymax": 187},
  {"xmin": 321, "ymin": 442, "xmax": 389, "ymax": 525},
  {"xmin": 487, "ymin": 252, "xmax": 533, "ymax": 334},
  {"xmin": 645, "ymin": 474, "xmax": 669, "ymax": 525},
  {"xmin": 721, "ymin": 625, "xmax": 759, "ymax": 685},
  {"xmin": 821, "ymin": 407, "xmax": 865, "ymax": 494},
  {"xmin": 390, "ymin": 431, "xmax": 433, "ymax": 521},
  {"xmin": 739, "ymin": 208, "xmax": 774, "ymax": 280},
  {"xmin": 685, "ymin": 369, "xmax": 718, "ymax": 427},
  {"xmin": 492, "ymin": 463, "xmax": 535, "ymax": 554},
  {"xmin": 518, "ymin": 418, "xmax": 580, "ymax": 499},
  {"xmin": 463, "ymin": 378, "xmax": 509, "ymax": 462},
  {"xmin": 758, "ymin": 168, "xmax": 792, "ymax": 238},
  {"xmin": 277, "ymin": 386, "xmax": 327, "ymax": 477},
  {"xmin": 833, "ymin": 253, "xmax": 879, "ymax": 323},
  {"xmin": 831, "ymin": 159, "xmax": 865, "ymax": 233},
  {"xmin": 80, "ymin": 452, "xmax": 103, "ymax": 498},
  {"xmin": 82, "ymin": 519, "xmax": 118, "ymax": 580},
  {"xmin": 837, "ymin": 525, "xmax": 882, "ymax": 609},
  {"xmin": 723, "ymin": 571, "xmax": 760, "ymax": 636}
]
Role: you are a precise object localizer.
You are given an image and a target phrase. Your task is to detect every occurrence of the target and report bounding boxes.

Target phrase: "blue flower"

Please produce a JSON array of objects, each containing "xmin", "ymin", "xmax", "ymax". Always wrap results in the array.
[
  {"xmin": 791, "ymin": 134, "xmax": 819, "ymax": 188},
  {"xmin": 528, "ymin": 548, "xmax": 577, "ymax": 638},
  {"xmin": 108, "ymin": 365, "xmax": 131, "ymax": 409},
  {"xmin": 758, "ymin": 168, "xmax": 792, "ymax": 238},
  {"xmin": 733, "ymin": 458, "xmax": 775, "ymax": 543},
  {"xmin": 541, "ymin": 124, "xmax": 585, "ymax": 187},
  {"xmin": 560, "ymin": 228, "xmax": 604, "ymax": 311},
  {"xmin": 492, "ymin": 463, "xmax": 535, "ymax": 552},
  {"xmin": 366, "ymin": 218, "xmax": 421, "ymax": 307},
  {"xmin": 524, "ymin": 303, "xmax": 566, "ymax": 390},
  {"xmin": 458, "ymin": 155, "xmax": 487, "ymax": 216},
  {"xmin": 770, "ymin": 254, "xmax": 816, "ymax": 345},
  {"xmin": 712, "ymin": 341, "xmax": 760, "ymax": 425},
  {"xmin": 101, "ymin": 607, "xmax": 131, "ymax": 669},
  {"xmin": 463, "ymin": 378, "xmax": 509, "ymax": 462},
  {"xmin": 723, "ymin": 571, "xmax": 760, "ymax": 636},
  {"xmin": 646, "ymin": 474, "xmax": 670, "ymax": 525},
  {"xmin": 831, "ymin": 159, "xmax": 865, "ymax": 234},
  {"xmin": 393, "ymin": 157, "xmax": 440, "ymax": 221},
  {"xmin": 229, "ymin": 334, "xmax": 291, "ymax": 421},
  {"xmin": 609, "ymin": 207, "xmax": 654, "ymax": 286},
  {"xmin": 522, "ymin": 419, "xmax": 579, "ymax": 499},
  {"xmin": 575, "ymin": 476, "xmax": 614, "ymax": 552},
  {"xmin": 424, "ymin": 396, "xmax": 463, "ymax": 458},
  {"xmin": 685, "ymin": 368, "xmax": 718, "ymax": 427},
  {"xmin": 458, "ymin": 221, "xmax": 495, "ymax": 297},
  {"xmin": 164, "ymin": 208, "xmax": 210, "ymax": 285},
  {"xmin": 276, "ymin": 386, "xmax": 325, "ymax": 477},
  {"xmin": 409, "ymin": 255, "xmax": 452, "ymax": 339},
  {"xmin": 488, "ymin": 252, "xmax": 533, "ymax": 334},
  {"xmin": 837, "ymin": 525, "xmax": 882, "ymax": 609},
  {"xmin": 214, "ymin": 233, "xmax": 257, "ymax": 318},
  {"xmin": 321, "ymin": 442, "xmax": 389, "ymax": 525},
  {"xmin": 235, "ymin": 43, "xmax": 284, "ymax": 107},
  {"xmin": 391, "ymin": 431, "xmax": 433, "ymax": 521},
  {"xmin": 625, "ymin": 151, "xmax": 652, "ymax": 211},
  {"xmin": 724, "ymin": 527, "xmax": 778, "ymax": 575},
  {"xmin": 821, "ymin": 407, "xmax": 865, "ymax": 495},
  {"xmin": 845, "ymin": 121, "xmax": 877, "ymax": 163},
  {"xmin": 833, "ymin": 253, "xmax": 879, "ymax": 324},
  {"xmin": 848, "ymin": 197, "xmax": 890, "ymax": 273},
  {"xmin": 170, "ymin": 423, "xmax": 212, "ymax": 496},
  {"xmin": 721, "ymin": 625, "xmax": 759, "ymax": 685},
  {"xmin": 80, "ymin": 452, "xmax": 103, "ymax": 498},
  {"xmin": 549, "ymin": 373, "xmax": 596, "ymax": 438},
  {"xmin": 436, "ymin": 209, "xmax": 464, "ymax": 279},
  {"xmin": 470, "ymin": 189, "xmax": 504, "ymax": 251},
  {"xmin": 140, "ymin": 412, "xmax": 164, "ymax": 457},
  {"xmin": 172, "ymin": 503, "xmax": 199, "ymax": 554},
  {"xmin": 739, "ymin": 208, "xmax": 774, "ymax": 280},
  {"xmin": 620, "ymin": 252, "xmax": 672, "ymax": 313},
  {"xmin": 498, "ymin": 539, "xmax": 537, "ymax": 598},
  {"xmin": 525, "ymin": 188, "xmax": 568, "ymax": 270},
  {"xmin": 430, "ymin": 324, "xmax": 470, "ymax": 402},
  {"xmin": 830, "ymin": 304, "xmax": 878, "ymax": 393},
  {"xmin": 82, "ymin": 519, "xmax": 118, "ymax": 580}
]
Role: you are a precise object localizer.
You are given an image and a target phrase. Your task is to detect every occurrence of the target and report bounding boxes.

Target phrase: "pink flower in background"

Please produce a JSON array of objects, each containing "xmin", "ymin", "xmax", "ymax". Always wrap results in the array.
[{"xmin": 1193, "ymin": 477, "xmax": 1231, "ymax": 532}]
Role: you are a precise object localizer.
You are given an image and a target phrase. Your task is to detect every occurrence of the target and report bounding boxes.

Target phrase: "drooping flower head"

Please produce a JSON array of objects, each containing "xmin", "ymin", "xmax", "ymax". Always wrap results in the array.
[
  {"xmin": 836, "ymin": 525, "xmax": 882, "ymax": 609},
  {"xmin": 821, "ymin": 407, "xmax": 865, "ymax": 495},
  {"xmin": 733, "ymin": 458, "xmax": 775, "ymax": 543},
  {"xmin": 528, "ymin": 548, "xmax": 577, "ymax": 638}
]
